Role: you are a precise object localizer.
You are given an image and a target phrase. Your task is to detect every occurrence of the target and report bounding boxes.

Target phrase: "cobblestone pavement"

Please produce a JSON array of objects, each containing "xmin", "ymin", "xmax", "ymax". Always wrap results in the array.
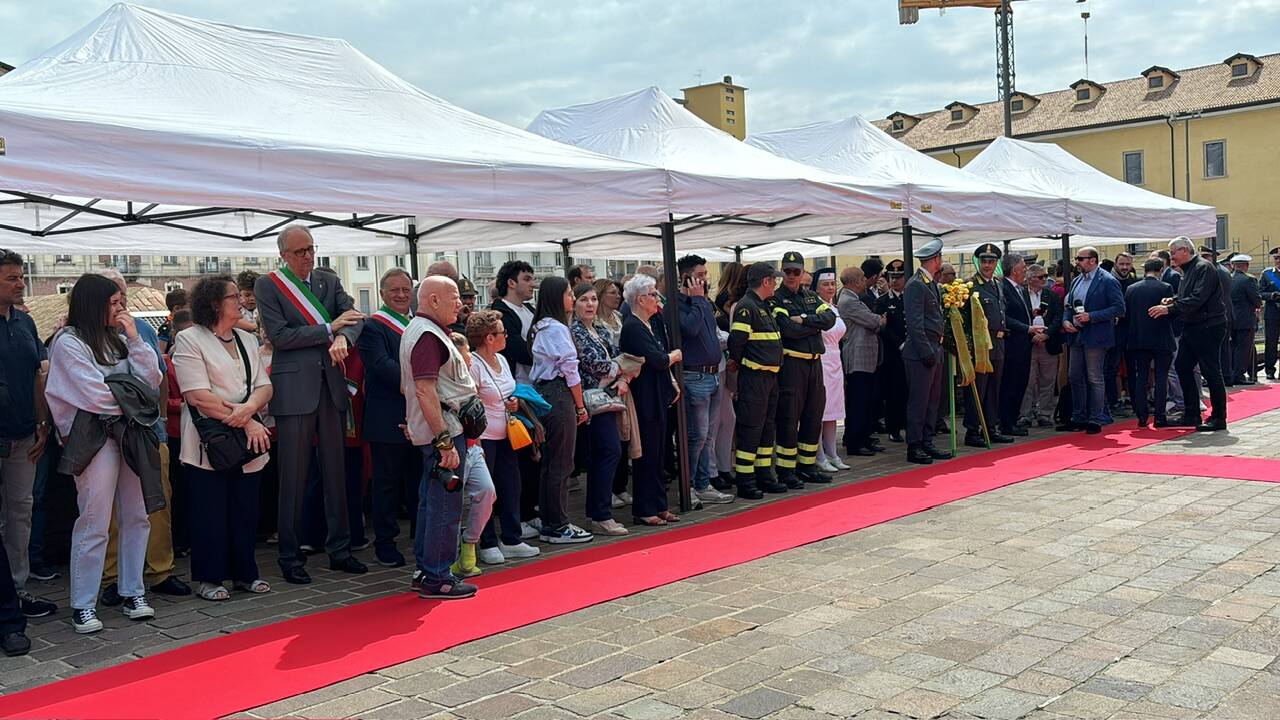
[{"xmin": 243, "ymin": 418, "xmax": 1280, "ymax": 719}]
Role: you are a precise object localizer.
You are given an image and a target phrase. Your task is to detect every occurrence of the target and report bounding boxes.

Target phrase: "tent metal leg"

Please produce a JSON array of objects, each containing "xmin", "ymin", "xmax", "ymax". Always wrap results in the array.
[
  {"xmin": 1061, "ymin": 234, "xmax": 1072, "ymax": 286},
  {"xmin": 661, "ymin": 220, "xmax": 692, "ymax": 513},
  {"xmin": 560, "ymin": 239, "xmax": 573, "ymax": 278},
  {"xmin": 407, "ymin": 223, "xmax": 420, "ymax": 279},
  {"xmin": 901, "ymin": 219, "xmax": 915, "ymax": 276}
]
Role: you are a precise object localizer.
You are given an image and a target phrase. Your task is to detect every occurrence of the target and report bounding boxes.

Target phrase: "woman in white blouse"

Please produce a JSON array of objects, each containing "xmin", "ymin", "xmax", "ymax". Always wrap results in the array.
[
  {"xmin": 46, "ymin": 274, "xmax": 163, "ymax": 634},
  {"xmin": 171, "ymin": 276, "xmax": 273, "ymax": 601}
]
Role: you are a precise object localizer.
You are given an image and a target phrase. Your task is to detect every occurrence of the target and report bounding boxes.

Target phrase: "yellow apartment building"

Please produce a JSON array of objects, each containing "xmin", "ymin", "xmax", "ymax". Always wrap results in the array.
[
  {"xmin": 877, "ymin": 52, "xmax": 1280, "ymax": 259},
  {"xmin": 679, "ymin": 75, "xmax": 748, "ymax": 139}
]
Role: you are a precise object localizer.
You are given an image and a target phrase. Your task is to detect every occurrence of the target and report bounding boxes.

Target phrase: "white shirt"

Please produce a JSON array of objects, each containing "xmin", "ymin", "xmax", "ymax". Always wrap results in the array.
[
  {"xmin": 171, "ymin": 326, "xmax": 272, "ymax": 472},
  {"xmin": 471, "ymin": 353, "xmax": 515, "ymax": 441}
]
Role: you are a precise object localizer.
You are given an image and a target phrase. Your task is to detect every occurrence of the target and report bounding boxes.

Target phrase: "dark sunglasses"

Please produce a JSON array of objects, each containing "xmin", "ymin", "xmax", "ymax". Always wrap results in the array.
[{"xmin": 1075, "ymin": 255, "xmax": 1097, "ymax": 261}]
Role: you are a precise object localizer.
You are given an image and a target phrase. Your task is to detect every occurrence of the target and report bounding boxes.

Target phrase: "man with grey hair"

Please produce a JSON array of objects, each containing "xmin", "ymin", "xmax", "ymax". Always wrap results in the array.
[
  {"xmin": 1019, "ymin": 263, "xmax": 1061, "ymax": 427},
  {"xmin": 1148, "ymin": 237, "xmax": 1227, "ymax": 430},
  {"xmin": 998, "ymin": 252, "xmax": 1039, "ymax": 436},
  {"xmin": 427, "ymin": 260, "xmax": 460, "ymax": 283},
  {"xmin": 256, "ymin": 224, "xmax": 367, "ymax": 583}
]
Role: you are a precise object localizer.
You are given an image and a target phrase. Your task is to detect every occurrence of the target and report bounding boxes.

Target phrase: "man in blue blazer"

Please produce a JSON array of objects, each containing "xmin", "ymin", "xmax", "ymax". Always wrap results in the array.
[
  {"xmin": 357, "ymin": 268, "xmax": 419, "ymax": 568},
  {"xmin": 1060, "ymin": 246, "xmax": 1125, "ymax": 433}
]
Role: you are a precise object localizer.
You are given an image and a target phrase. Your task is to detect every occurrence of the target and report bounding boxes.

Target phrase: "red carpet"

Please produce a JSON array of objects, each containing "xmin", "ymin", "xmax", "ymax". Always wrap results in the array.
[
  {"xmin": 5, "ymin": 385, "xmax": 1279, "ymax": 720},
  {"xmin": 1079, "ymin": 451, "xmax": 1280, "ymax": 483}
]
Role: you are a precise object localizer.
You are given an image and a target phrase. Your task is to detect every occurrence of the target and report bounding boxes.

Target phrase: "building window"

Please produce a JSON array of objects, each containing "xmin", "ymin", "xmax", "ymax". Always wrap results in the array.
[
  {"xmin": 318, "ymin": 256, "xmax": 331, "ymax": 268},
  {"xmin": 726, "ymin": 109, "xmax": 735, "ymax": 116},
  {"xmin": 1010, "ymin": 99, "xmax": 1024, "ymax": 112},
  {"xmin": 507, "ymin": 252, "xmax": 518, "ymax": 262},
  {"xmin": 394, "ymin": 254, "xmax": 405, "ymax": 268},
  {"xmin": 725, "ymin": 95, "xmax": 734, "ymax": 103},
  {"xmin": 1216, "ymin": 215, "xmax": 1228, "ymax": 244},
  {"xmin": 356, "ymin": 256, "xmax": 369, "ymax": 270},
  {"xmin": 55, "ymin": 254, "xmax": 72, "ymax": 264},
  {"xmin": 477, "ymin": 251, "xmax": 491, "ymax": 266},
  {"xmin": 1232, "ymin": 62, "xmax": 1249, "ymax": 78},
  {"xmin": 725, "ymin": 87, "xmax": 734, "ymax": 94},
  {"xmin": 57, "ymin": 283, "xmax": 73, "ymax": 294},
  {"xmin": 358, "ymin": 288, "xmax": 372, "ymax": 314},
  {"xmin": 162, "ymin": 255, "xmax": 178, "ymax": 265},
  {"xmin": 1076, "ymin": 88, "xmax": 1090, "ymax": 101},
  {"xmin": 164, "ymin": 281, "xmax": 184, "ymax": 292},
  {"xmin": 726, "ymin": 118, "xmax": 736, "ymax": 125},
  {"xmin": 1204, "ymin": 140, "xmax": 1226, "ymax": 178},
  {"xmin": 1123, "ymin": 151, "xmax": 1144, "ymax": 185},
  {"xmin": 531, "ymin": 252, "xmax": 542, "ymax": 267},
  {"xmin": 1147, "ymin": 75, "xmax": 1164, "ymax": 89},
  {"xmin": 21, "ymin": 261, "xmax": 35, "ymax": 276},
  {"xmin": 950, "ymin": 109, "xmax": 964, "ymax": 121},
  {"xmin": 892, "ymin": 119, "xmax": 904, "ymax": 131}
]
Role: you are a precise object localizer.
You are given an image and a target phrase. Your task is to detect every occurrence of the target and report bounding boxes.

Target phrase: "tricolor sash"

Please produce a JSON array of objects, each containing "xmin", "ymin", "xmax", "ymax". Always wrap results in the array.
[
  {"xmin": 268, "ymin": 267, "xmax": 332, "ymax": 326},
  {"xmin": 371, "ymin": 306, "xmax": 409, "ymax": 335}
]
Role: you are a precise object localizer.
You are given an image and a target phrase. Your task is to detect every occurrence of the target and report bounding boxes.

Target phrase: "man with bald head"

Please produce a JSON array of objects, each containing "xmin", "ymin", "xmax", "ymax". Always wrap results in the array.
[
  {"xmin": 256, "ymin": 224, "xmax": 366, "ymax": 584},
  {"xmin": 401, "ymin": 276, "xmax": 478, "ymax": 599}
]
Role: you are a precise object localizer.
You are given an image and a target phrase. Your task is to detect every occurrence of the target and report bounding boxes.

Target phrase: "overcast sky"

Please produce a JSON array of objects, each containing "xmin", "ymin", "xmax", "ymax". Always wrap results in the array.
[{"xmin": 4, "ymin": 1, "xmax": 1278, "ymax": 134}]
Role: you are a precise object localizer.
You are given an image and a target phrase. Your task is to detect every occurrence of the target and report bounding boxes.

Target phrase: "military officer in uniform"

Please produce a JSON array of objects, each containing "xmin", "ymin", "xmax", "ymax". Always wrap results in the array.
[
  {"xmin": 773, "ymin": 251, "xmax": 837, "ymax": 487},
  {"xmin": 903, "ymin": 239, "xmax": 952, "ymax": 464},
  {"xmin": 1260, "ymin": 247, "xmax": 1280, "ymax": 379},
  {"xmin": 964, "ymin": 243, "xmax": 1015, "ymax": 447},
  {"xmin": 727, "ymin": 263, "xmax": 786, "ymax": 499},
  {"xmin": 452, "ymin": 276, "xmax": 479, "ymax": 333},
  {"xmin": 875, "ymin": 260, "xmax": 908, "ymax": 443}
]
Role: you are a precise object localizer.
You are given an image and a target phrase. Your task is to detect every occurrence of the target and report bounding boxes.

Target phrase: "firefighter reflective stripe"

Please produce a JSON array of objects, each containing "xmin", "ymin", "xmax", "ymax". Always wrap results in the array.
[
  {"xmin": 757, "ymin": 446, "xmax": 774, "ymax": 456},
  {"xmin": 773, "ymin": 307, "xmax": 790, "ymax": 317},
  {"xmin": 750, "ymin": 331, "xmax": 781, "ymax": 341},
  {"xmin": 815, "ymin": 302, "xmax": 833, "ymax": 314},
  {"xmin": 783, "ymin": 348, "xmax": 821, "ymax": 360},
  {"xmin": 742, "ymin": 359, "xmax": 780, "ymax": 372},
  {"xmin": 797, "ymin": 441, "xmax": 819, "ymax": 465},
  {"xmin": 731, "ymin": 321, "xmax": 753, "ymax": 333},
  {"xmin": 755, "ymin": 446, "xmax": 774, "ymax": 467},
  {"xmin": 734, "ymin": 449, "xmax": 756, "ymax": 474},
  {"xmin": 797, "ymin": 441, "xmax": 819, "ymax": 452},
  {"xmin": 775, "ymin": 445, "xmax": 798, "ymax": 469}
]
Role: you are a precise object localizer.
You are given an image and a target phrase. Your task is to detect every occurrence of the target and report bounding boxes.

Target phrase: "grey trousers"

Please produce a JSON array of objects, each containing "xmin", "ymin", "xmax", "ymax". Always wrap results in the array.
[
  {"xmin": 905, "ymin": 348, "xmax": 944, "ymax": 445},
  {"xmin": 0, "ymin": 436, "xmax": 37, "ymax": 591},
  {"xmin": 1020, "ymin": 344, "xmax": 1058, "ymax": 422},
  {"xmin": 275, "ymin": 390, "xmax": 350, "ymax": 569}
]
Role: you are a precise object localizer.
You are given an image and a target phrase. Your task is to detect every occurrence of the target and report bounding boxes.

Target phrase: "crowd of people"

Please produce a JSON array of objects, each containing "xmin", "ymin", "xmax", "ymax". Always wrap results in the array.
[{"xmin": 0, "ymin": 228, "xmax": 1264, "ymax": 653}]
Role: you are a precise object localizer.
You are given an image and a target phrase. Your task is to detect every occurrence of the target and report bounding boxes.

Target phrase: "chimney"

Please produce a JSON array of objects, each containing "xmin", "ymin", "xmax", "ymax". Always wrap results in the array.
[{"xmin": 723, "ymin": 75, "xmax": 732, "ymax": 85}]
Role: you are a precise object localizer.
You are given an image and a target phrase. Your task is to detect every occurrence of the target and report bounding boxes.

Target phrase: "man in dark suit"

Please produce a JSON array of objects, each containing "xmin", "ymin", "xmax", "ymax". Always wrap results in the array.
[
  {"xmin": 1207, "ymin": 247, "xmax": 1235, "ymax": 385},
  {"xmin": 1019, "ymin": 264, "xmax": 1061, "ymax": 427},
  {"xmin": 255, "ymin": 225, "xmax": 366, "ymax": 584},
  {"xmin": 488, "ymin": 259, "xmax": 540, "ymax": 533},
  {"xmin": 1105, "ymin": 252, "xmax": 1141, "ymax": 416},
  {"xmin": 963, "ymin": 243, "xmax": 1013, "ymax": 447},
  {"xmin": 1259, "ymin": 247, "xmax": 1280, "ymax": 379},
  {"xmin": 1229, "ymin": 255, "xmax": 1262, "ymax": 385},
  {"xmin": 998, "ymin": 253, "xmax": 1041, "ymax": 436},
  {"xmin": 1125, "ymin": 259, "xmax": 1176, "ymax": 427},
  {"xmin": 357, "ymin": 267, "xmax": 420, "ymax": 569},
  {"xmin": 902, "ymin": 239, "xmax": 951, "ymax": 465},
  {"xmin": 1061, "ymin": 245, "xmax": 1126, "ymax": 433},
  {"xmin": 874, "ymin": 260, "xmax": 908, "ymax": 443}
]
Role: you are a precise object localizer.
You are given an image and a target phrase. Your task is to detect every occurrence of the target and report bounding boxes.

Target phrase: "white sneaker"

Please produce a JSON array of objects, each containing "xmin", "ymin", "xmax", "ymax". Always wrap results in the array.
[
  {"xmin": 618, "ymin": 492, "xmax": 633, "ymax": 504},
  {"xmin": 73, "ymin": 607, "xmax": 103, "ymax": 634},
  {"xmin": 499, "ymin": 542, "xmax": 540, "ymax": 558},
  {"xmin": 541, "ymin": 523, "xmax": 593, "ymax": 545},
  {"xmin": 695, "ymin": 487, "xmax": 735, "ymax": 504},
  {"xmin": 831, "ymin": 457, "xmax": 851, "ymax": 470},
  {"xmin": 520, "ymin": 521, "xmax": 540, "ymax": 540},
  {"xmin": 478, "ymin": 546, "xmax": 505, "ymax": 565},
  {"xmin": 815, "ymin": 459, "xmax": 838, "ymax": 474},
  {"xmin": 688, "ymin": 490, "xmax": 704, "ymax": 510},
  {"xmin": 611, "ymin": 494, "xmax": 626, "ymax": 508}
]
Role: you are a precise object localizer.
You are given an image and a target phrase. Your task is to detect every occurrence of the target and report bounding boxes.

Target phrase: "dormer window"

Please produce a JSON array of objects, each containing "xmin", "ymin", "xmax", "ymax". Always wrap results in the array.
[
  {"xmin": 892, "ymin": 118, "xmax": 904, "ymax": 131},
  {"xmin": 1071, "ymin": 80, "xmax": 1105, "ymax": 104},
  {"xmin": 950, "ymin": 108, "xmax": 964, "ymax": 121},
  {"xmin": 945, "ymin": 102, "xmax": 976, "ymax": 123},
  {"xmin": 1148, "ymin": 75, "xmax": 1164, "ymax": 89},
  {"xmin": 1141, "ymin": 66, "xmax": 1179, "ymax": 92},
  {"xmin": 1010, "ymin": 99, "xmax": 1024, "ymax": 112},
  {"xmin": 1232, "ymin": 62, "xmax": 1249, "ymax": 78},
  {"xmin": 1223, "ymin": 53, "xmax": 1262, "ymax": 80},
  {"xmin": 886, "ymin": 111, "xmax": 920, "ymax": 133},
  {"xmin": 1076, "ymin": 88, "xmax": 1091, "ymax": 101}
]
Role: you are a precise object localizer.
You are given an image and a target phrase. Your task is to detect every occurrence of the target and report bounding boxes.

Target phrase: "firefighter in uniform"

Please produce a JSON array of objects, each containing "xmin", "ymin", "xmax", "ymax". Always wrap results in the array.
[
  {"xmin": 964, "ymin": 243, "xmax": 1015, "ymax": 447},
  {"xmin": 875, "ymin": 259, "xmax": 908, "ymax": 443},
  {"xmin": 774, "ymin": 251, "xmax": 837, "ymax": 487},
  {"xmin": 727, "ymin": 263, "xmax": 785, "ymax": 499}
]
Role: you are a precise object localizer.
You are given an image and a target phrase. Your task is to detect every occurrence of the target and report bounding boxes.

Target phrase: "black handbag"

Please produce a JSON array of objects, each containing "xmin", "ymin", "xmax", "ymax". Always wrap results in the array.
[
  {"xmin": 457, "ymin": 395, "xmax": 488, "ymax": 440},
  {"xmin": 189, "ymin": 332, "xmax": 264, "ymax": 472}
]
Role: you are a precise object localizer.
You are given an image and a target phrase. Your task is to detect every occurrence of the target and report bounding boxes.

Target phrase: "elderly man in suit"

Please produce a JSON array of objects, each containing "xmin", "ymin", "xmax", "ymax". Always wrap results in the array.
[
  {"xmin": 1060, "ymin": 245, "xmax": 1126, "ymax": 434},
  {"xmin": 1229, "ymin": 255, "xmax": 1261, "ymax": 385},
  {"xmin": 998, "ymin": 253, "xmax": 1041, "ymax": 437},
  {"xmin": 838, "ymin": 266, "xmax": 882, "ymax": 457},
  {"xmin": 1019, "ymin": 264, "xmax": 1062, "ymax": 427},
  {"xmin": 1125, "ymin": 258, "xmax": 1176, "ymax": 428},
  {"xmin": 357, "ymin": 267, "xmax": 421, "ymax": 569},
  {"xmin": 255, "ymin": 225, "xmax": 366, "ymax": 584},
  {"xmin": 902, "ymin": 239, "xmax": 952, "ymax": 465}
]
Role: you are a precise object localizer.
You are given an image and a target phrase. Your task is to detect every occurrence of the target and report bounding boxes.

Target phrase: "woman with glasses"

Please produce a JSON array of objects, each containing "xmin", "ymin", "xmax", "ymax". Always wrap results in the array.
[
  {"xmin": 619, "ymin": 275, "xmax": 682, "ymax": 526},
  {"xmin": 172, "ymin": 275, "xmax": 273, "ymax": 601},
  {"xmin": 571, "ymin": 283, "xmax": 629, "ymax": 536}
]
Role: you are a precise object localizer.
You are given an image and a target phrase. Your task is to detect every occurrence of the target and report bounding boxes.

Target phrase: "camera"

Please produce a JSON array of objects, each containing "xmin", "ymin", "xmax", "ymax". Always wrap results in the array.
[{"xmin": 431, "ymin": 462, "xmax": 461, "ymax": 492}]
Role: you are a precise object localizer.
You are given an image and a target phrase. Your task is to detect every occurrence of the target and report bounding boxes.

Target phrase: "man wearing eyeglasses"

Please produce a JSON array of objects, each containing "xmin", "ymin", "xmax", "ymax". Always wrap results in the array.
[
  {"xmin": 1060, "ymin": 246, "xmax": 1125, "ymax": 434},
  {"xmin": 256, "ymin": 225, "xmax": 367, "ymax": 584},
  {"xmin": 1148, "ymin": 237, "xmax": 1228, "ymax": 431}
]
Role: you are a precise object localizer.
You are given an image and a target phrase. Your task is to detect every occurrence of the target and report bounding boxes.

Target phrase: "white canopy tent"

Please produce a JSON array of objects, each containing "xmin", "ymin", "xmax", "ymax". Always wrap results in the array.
[
  {"xmin": 0, "ymin": 3, "xmax": 682, "ymax": 265},
  {"xmin": 524, "ymin": 87, "xmax": 911, "ymax": 257}
]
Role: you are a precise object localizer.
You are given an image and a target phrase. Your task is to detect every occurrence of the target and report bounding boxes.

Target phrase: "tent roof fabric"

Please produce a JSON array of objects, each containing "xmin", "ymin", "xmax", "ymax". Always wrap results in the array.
[{"xmin": 0, "ymin": 4, "xmax": 671, "ymax": 232}]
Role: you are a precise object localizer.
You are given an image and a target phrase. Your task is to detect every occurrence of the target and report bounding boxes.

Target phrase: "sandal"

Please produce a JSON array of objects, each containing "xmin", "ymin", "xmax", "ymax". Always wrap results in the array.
[
  {"xmin": 234, "ymin": 579, "xmax": 271, "ymax": 594},
  {"xmin": 633, "ymin": 516, "xmax": 667, "ymax": 527},
  {"xmin": 197, "ymin": 582, "xmax": 230, "ymax": 601},
  {"xmin": 657, "ymin": 511, "xmax": 681, "ymax": 523}
]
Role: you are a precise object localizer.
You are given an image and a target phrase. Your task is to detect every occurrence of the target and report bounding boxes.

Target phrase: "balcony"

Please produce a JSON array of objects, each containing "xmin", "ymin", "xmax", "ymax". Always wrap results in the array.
[{"xmin": 198, "ymin": 259, "xmax": 233, "ymax": 274}]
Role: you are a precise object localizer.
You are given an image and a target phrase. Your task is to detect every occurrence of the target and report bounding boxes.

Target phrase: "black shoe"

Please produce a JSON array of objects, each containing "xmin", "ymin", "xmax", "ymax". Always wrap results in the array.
[
  {"xmin": 1, "ymin": 632, "xmax": 30, "ymax": 657},
  {"xmin": 330, "ymin": 556, "xmax": 368, "ymax": 574},
  {"xmin": 872, "ymin": 421, "xmax": 887, "ymax": 434},
  {"xmin": 906, "ymin": 445, "xmax": 933, "ymax": 465},
  {"xmin": 1196, "ymin": 419, "xmax": 1227, "ymax": 432},
  {"xmin": 736, "ymin": 484, "xmax": 764, "ymax": 500},
  {"xmin": 1237, "ymin": 378, "xmax": 1257, "ymax": 386},
  {"xmin": 419, "ymin": 579, "xmax": 477, "ymax": 600},
  {"xmin": 150, "ymin": 576, "xmax": 192, "ymax": 596},
  {"xmin": 964, "ymin": 433, "xmax": 988, "ymax": 448},
  {"xmin": 282, "ymin": 566, "xmax": 312, "ymax": 585},
  {"xmin": 1085, "ymin": 422, "xmax": 1102, "ymax": 434},
  {"xmin": 375, "ymin": 545, "xmax": 406, "ymax": 568},
  {"xmin": 759, "ymin": 480, "xmax": 788, "ymax": 494},
  {"xmin": 1055, "ymin": 421, "xmax": 1083, "ymax": 432},
  {"xmin": 1153, "ymin": 418, "xmax": 1170, "ymax": 428},
  {"xmin": 18, "ymin": 592, "xmax": 56, "ymax": 618},
  {"xmin": 1136, "ymin": 417, "xmax": 1148, "ymax": 428},
  {"xmin": 1001, "ymin": 426, "xmax": 1029, "ymax": 437},
  {"xmin": 935, "ymin": 421, "xmax": 950, "ymax": 435},
  {"xmin": 797, "ymin": 467, "xmax": 832, "ymax": 484},
  {"xmin": 1036, "ymin": 418, "xmax": 1054, "ymax": 428},
  {"xmin": 922, "ymin": 442, "xmax": 952, "ymax": 460},
  {"xmin": 864, "ymin": 442, "xmax": 886, "ymax": 453},
  {"xmin": 780, "ymin": 474, "xmax": 805, "ymax": 490},
  {"xmin": 712, "ymin": 473, "xmax": 736, "ymax": 492},
  {"xmin": 990, "ymin": 432, "xmax": 1015, "ymax": 443},
  {"xmin": 100, "ymin": 582, "xmax": 123, "ymax": 607},
  {"xmin": 1016, "ymin": 418, "xmax": 1032, "ymax": 429},
  {"xmin": 28, "ymin": 566, "xmax": 61, "ymax": 582},
  {"xmin": 850, "ymin": 446, "xmax": 876, "ymax": 456},
  {"xmin": 887, "ymin": 431, "xmax": 903, "ymax": 443},
  {"xmin": 1173, "ymin": 416, "xmax": 1200, "ymax": 427}
]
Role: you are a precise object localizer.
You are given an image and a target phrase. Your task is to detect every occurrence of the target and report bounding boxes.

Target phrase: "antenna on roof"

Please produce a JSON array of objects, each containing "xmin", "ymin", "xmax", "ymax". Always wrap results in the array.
[
  {"xmin": 1080, "ymin": 0, "xmax": 1091, "ymax": 79},
  {"xmin": 694, "ymin": 69, "xmax": 704, "ymax": 86}
]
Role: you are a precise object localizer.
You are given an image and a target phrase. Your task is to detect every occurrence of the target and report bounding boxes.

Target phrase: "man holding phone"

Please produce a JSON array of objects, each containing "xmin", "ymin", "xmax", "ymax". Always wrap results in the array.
[
  {"xmin": 677, "ymin": 255, "xmax": 734, "ymax": 506},
  {"xmin": 1060, "ymin": 246, "xmax": 1125, "ymax": 433}
]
